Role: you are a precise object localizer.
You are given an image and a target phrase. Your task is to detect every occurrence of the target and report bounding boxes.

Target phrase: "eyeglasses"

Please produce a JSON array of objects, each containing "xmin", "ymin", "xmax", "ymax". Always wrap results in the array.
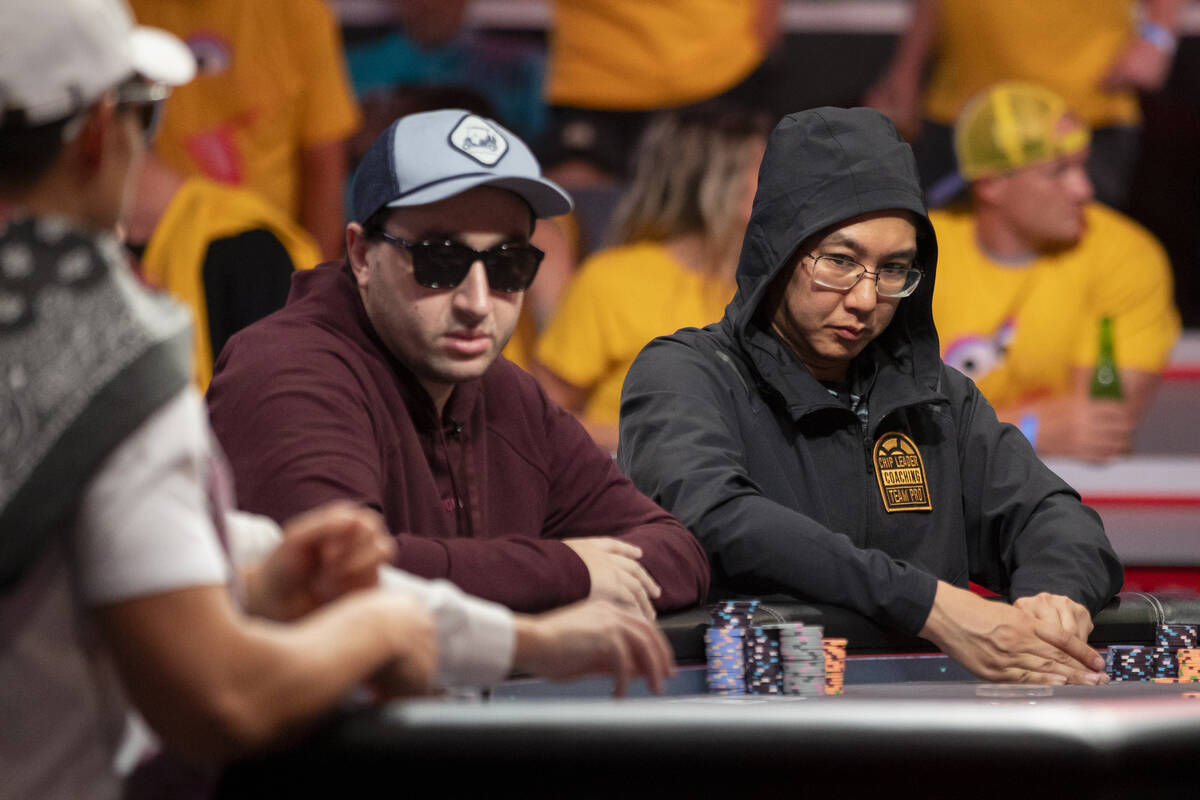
[
  {"xmin": 59, "ymin": 79, "xmax": 171, "ymax": 144},
  {"xmin": 803, "ymin": 253, "xmax": 922, "ymax": 298},
  {"xmin": 114, "ymin": 79, "xmax": 171, "ymax": 144},
  {"xmin": 375, "ymin": 233, "xmax": 544, "ymax": 293}
]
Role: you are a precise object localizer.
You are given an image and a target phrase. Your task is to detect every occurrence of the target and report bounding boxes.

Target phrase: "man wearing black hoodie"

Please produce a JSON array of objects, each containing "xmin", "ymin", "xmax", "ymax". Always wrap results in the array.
[{"xmin": 619, "ymin": 107, "xmax": 1124, "ymax": 685}]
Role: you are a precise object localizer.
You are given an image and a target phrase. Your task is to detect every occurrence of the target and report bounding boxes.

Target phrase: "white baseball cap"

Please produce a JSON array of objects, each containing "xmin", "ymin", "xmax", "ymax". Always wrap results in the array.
[
  {"xmin": 350, "ymin": 109, "xmax": 573, "ymax": 223},
  {"xmin": 0, "ymin": 0, "xmax": 196, "ymax": 127}
]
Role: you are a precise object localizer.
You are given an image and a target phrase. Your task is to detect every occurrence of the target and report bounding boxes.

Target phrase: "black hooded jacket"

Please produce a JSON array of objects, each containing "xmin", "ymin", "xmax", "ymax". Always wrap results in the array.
[{"xmin": 618, "ymin": 108, "xmax": 1122, "ymax": 635}]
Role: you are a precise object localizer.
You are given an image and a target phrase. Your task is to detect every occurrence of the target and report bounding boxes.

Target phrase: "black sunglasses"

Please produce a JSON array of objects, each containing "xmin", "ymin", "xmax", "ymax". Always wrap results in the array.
[{"xmin": 375, "ymin": 232, "xmax": 544, "ymax": 293}]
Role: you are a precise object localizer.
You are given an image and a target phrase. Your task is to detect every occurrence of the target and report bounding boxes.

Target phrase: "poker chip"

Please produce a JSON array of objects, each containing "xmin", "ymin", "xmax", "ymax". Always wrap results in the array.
[
  {"xmin": 1106, "ymin": 645, "xmax": 1155, "ymax": 682},
  {"xmin": 1178, "ymin": 648, "xmax": 1200, "ymax": 682},
  {"xmin": 823, "ymin": 638, "xmax": 847, "ymax": 695},
  {"xmin": 1106, "ymin": 636, "xmax": 1200, "ymax": 682},
  {"xmin": 1156, "ymin": 624, "xmax": 1198, "ymax": 650},
  {"xmin": 705, "ymin": 626, "xmax": 746, "ymax": 694},
  {"xmin": 777, "ymin": 623, "xmax": 826, "ymax": 697},
  {"xmin": 703, "ymin": 606, "xmax": 849, "ymax": 697}
]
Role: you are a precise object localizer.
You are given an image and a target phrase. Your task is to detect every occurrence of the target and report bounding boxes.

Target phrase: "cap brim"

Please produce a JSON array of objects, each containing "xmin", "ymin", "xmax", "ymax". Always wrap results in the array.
[
  {"xmin": 385, "ymin": 174, "xmax": 574, "ymax": 219},
  {"xmin": 129, "ymin": 26, "xmax": 196, "ymax": 87}
]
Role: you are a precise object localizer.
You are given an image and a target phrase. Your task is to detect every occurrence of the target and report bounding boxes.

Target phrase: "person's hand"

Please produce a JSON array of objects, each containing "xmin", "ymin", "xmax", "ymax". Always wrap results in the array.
[
  {"xmin": 511, "ymin": 599, "xmax": 676, "ymax": 696},
  {"xmin": 367, "ymin": 595, "xmax": 438, "ymax": 699},
  {"xmin": 1101, "ymin": 38, "xmax": 1174, "ymax": 93},
  {"xmin": 1030, "ymin": 395, "xmax": 1135, "ymax": 462},
  {"xmin": 1013, "ymin": 592, "xmax": 1095, "ymax": 643},
  {"xmin": 563, "ymin": 537, "xmax": 661, "ymax": 620},
  {"xmin": 919, "ymin": 582, "xmax": 1108, "ymax": 685},
  {"xmin": 247, "ymin": 502, "xmax": 396, "ymax": 621}
]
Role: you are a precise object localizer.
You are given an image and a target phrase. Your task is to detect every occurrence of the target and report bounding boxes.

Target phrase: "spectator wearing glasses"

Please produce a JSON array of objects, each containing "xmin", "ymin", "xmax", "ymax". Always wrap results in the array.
[
  {"xmin": 618, "ymin": 107, "xmax": 1123, "ymax": 685},
  {"xmin": 207, "ymin": 109, "xmax": 710, "ymax": 619},
  {"xmin": 930, "ymin": 82, "xmax": 1180, "ymax": 463}
]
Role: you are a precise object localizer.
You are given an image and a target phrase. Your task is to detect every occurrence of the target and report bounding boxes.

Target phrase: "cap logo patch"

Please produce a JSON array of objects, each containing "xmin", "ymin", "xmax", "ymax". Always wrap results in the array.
[
  {"xmin": 873, "ymin": 432, "xmax": 932, "ymax": 512},
  {"xmin": 449, "ymin": 115, "xmax": 508, "ymax": 167}
]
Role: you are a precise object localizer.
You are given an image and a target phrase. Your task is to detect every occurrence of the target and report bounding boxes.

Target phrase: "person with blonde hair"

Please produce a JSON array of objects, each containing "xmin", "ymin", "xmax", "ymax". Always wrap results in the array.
[{"xmin": 533, "ymin": 104, "xmax": 771, "ymax": 451}]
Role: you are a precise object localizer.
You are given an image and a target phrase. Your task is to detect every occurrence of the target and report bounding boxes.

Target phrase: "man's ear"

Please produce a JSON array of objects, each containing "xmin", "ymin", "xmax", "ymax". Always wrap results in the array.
[
  {"xmin": 345, "ymin": 222, "xmax": 371, "ymax": 290},
  {"xmin": 971, "ymin": 174, "xmax": 1005, "ymax": 207}
]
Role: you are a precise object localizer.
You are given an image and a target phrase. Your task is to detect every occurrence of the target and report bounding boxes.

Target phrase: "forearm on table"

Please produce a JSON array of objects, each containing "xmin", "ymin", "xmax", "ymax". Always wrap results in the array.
[
  {"xmin": 96, "ymin": 586, "xmax": 425, "ymax": 760},
  {"xmin": 606, "ymin": 521, "xmax": 711, "ymax": 611},
  {"xmin": 392, "ymin": 533, "xmax": 591, "ymax": 612}
]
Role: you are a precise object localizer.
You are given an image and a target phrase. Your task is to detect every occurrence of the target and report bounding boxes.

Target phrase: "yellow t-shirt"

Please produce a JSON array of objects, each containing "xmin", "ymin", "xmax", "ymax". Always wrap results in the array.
[
  {"xmin": 130, "ymin": 0, "xmax": 361, "ymax": 219},
  {"xmin": 923, "ymin": 0, "xmax": 1141, "ymax": 127},
  {"xmin": 931, "ymin": 204, "xmax": 1180, "ymax": 410},
  {"xmin": 141, "ymin": 177, "xmax": 321, "ymax": 389},
  {"xmin": 546, "ymin": 0, "xmax": 765, "ymax": 110},
  {"xmin": 535, "ymin": 242, "xmax": 734, "ymax": 426}
]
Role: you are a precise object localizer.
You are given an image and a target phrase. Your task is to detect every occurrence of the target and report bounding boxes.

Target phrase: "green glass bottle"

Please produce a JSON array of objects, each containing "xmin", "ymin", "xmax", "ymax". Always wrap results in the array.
[{"xmin": 1089, "ymin": 316, "xmax": 1123, "ymax": 399}]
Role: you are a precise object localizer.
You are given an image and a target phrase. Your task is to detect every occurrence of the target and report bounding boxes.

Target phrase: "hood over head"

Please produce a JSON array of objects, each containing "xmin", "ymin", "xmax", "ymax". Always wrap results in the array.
[{"xmin": 729, "ymin": 107, "xmax": 940, "ymax": 387}]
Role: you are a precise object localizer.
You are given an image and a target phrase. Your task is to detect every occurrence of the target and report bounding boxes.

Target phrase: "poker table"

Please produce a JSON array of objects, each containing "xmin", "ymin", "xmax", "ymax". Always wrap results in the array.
[{"xmin": 217, "ymin": 591, "xmax": 1200, "ymax": 798}]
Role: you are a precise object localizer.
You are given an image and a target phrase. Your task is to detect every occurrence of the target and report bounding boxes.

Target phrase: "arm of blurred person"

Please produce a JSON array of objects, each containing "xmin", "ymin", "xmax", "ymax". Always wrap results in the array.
[
  {"xmin": 241, "ymin": 502, "xmax": 396, "ymax": 622},
  {"xmin": 96, "ymin": 586, "xmax": 435, "ymax": 760},
  {"xmin": 919, "ymin": 582, "xmax": 1108, "ymax": 685},
  {"xmin": 754, "ymin": 0, "xmax": 783, "ymax": 53},
  {"xmin": 512, "ymin": 600, "xmax": 675, "ymax": 696},
  {"xmin": 395, "ymin": 0, "xmax": 471, "ymax": 48},
  {"xmin": 997, "ymin": 368, "xmax": 1161, "ymax": 463},
  {"xmin": 1101, "ymin": 0, "xmax": 1182, "ymax": 93},
  {"xmin": 862, "ymin": 0, "xmax": 938, "ymax": 139},
  {"xmin": 299, "ymin": 139, "xmax": 349, "ymax": 260},
  {"xmin": 77, "ymin": 391, "xmax": 435, "ymax": 761},
  {"xmin": 230, "ymin": 503, "xmax": 675, "ymax": 690},
  {"xmin": 529, "ymin": 359, "xmax": 619, "ymax": 453}
]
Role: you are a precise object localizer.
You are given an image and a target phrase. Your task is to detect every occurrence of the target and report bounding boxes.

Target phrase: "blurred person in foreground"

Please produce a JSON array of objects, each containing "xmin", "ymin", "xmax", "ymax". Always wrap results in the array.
[
  {"xmin": 532, "ymin": 105, "xmax": 771, "ymax": 451},
  {"xmin": 0, "ymin": 4, "xmax": 673, "ymax": 797},
  {"xmin": 620, "ymin": 106, "xmax": 1123, "ymax": 687},
  {"xmin": 207, "ymin": 109, "xmax": 710, "ymax": 619},
  {"xmin": 930, "ymin": 82, "xmax": 1180, "ymax": 462}
]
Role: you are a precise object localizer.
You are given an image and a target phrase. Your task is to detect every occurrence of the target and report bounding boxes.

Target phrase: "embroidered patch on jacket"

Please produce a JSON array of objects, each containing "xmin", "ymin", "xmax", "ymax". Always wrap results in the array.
[{"xmin": 873, "ymin": 432, "xmax": 932, "ymax": 512}]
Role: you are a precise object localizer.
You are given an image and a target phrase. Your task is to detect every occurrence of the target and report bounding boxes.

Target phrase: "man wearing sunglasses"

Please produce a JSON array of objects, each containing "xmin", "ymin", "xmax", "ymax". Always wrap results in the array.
[
  {"xmin": 619, "ymin": 107, "xmax": 1123, "ymax": 685},
  {"xmin": 207, "ymin": 109, "xmax": 710, "ymax": 619}
]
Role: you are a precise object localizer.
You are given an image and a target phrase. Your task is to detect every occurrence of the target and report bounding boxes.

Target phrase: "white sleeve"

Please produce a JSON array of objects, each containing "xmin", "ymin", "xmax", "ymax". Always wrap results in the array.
[
  {"xmin": 74, "ymin": 388, "xmax": 231, "ymax": 605},
  {"xmin": 379, "ymin": 567, "xmax": 515, "ymax": 689},
  {"xmin": 222, "ymin": 512, "xmax": 516, "ymax": 689}
]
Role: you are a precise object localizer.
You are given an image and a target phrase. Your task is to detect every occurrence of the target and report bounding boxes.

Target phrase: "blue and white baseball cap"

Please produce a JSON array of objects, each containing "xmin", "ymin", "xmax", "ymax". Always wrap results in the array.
[
  {"xmin": 0, "ymin": 0, "xmax": 195, "ymax": 127},
  {"xmin": 351, "ymin": 109, "xmax": 573, "ymax": 223}
]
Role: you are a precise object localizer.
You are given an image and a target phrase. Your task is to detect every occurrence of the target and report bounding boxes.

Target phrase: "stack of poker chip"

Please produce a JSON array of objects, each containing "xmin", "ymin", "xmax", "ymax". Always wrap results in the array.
[
  {"xmin": 1156, "ymin": 623, "xmax": 1198, "ymax": 650},
  {"xmin": 1179, "ymin": 649, "xmax": 1200, "ymax": 682},
  {"xmin": 1106, "ymin": 624, "xmax": 1200, "ymax": 682},
  {"xmin": 1153, "ymin": 647, "xmax": 1180, "ymax": 680},
  {"xmin": 745, "ymin": 625, "xmax": 784, "ymax": 695},
  {"xmin": 774, "ymin": 623, "xmax": 825, "ymax": 696},
  {"xmin": 1106, "ymin": 645, "xmax": 1155, "ymax": 682},
  {"xmin": 704, "ymin": 600, "xmax": 759, "ymax": 695},
  {"xmin": 822, "ymin": 638, "xmax": 847, "ymax": 695}
]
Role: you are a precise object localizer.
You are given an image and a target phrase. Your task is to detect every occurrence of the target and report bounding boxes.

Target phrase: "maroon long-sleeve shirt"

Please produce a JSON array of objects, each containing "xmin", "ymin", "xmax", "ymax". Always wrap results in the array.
[{"xmin": 206, "ymin": 263, "xmax": 709, "ymax": 613}]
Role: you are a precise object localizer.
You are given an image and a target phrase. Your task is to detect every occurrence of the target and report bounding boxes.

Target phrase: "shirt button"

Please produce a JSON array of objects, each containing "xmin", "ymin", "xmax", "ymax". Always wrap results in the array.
[{"xmin": 442, "ymin": 498, "xmax": 455, "ymax": 512}]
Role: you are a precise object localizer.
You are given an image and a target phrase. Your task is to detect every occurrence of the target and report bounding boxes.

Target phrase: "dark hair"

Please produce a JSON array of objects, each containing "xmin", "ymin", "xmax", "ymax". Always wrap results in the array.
[
  {"xmin": 0, "ymin": 113, "xmax": 74, "ymax": 194},
  {"xmin": 359, "ymin": 208, "xmax": 391, "ymax": 239}
]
